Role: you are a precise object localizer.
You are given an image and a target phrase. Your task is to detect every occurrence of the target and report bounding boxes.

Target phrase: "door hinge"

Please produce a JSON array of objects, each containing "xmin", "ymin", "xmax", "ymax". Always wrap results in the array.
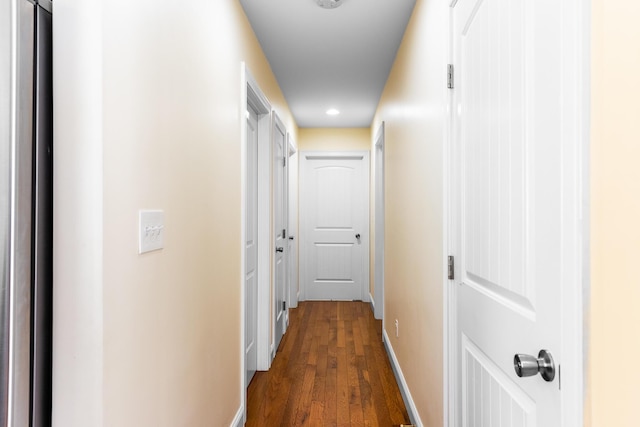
[
  {"xmin": 448, "ymin": 256, "xmax": 455, "ymax": 280},
  {"xmin": 282, "ymin": 229, "xmax": 286, "ymax": 239},
  {"xmin": 283, "ymin": 301, "xmax": 286, "ymax": 311},
  {"xmin": 447, "ymin": 64, "xmax": 454, "ymax": 89},
  {"xmin": 283, "ymin": 156, "xmax": 287, "ymax": 167}
]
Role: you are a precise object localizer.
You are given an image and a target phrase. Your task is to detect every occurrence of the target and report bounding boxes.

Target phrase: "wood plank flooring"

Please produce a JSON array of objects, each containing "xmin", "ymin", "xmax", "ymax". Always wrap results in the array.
[{"xmin": 246, "ymin": 301, "xmax": 411, "ymax": 426}]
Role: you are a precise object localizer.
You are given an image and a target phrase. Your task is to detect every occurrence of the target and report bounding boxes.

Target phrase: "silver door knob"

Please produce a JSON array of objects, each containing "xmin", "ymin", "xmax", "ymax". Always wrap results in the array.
[
  {"xmin": 275, "ymin": 247, "xmax": 284, "ymax": 253},
  {"xmin": 513, "ymin": 350, "xmax": 555, "ymax": 382}
]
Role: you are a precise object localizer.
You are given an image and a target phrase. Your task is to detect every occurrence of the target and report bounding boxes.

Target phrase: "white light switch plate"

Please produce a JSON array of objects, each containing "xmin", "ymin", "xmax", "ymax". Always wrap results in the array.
[{"xmin": 139, "ymin": 210, "xmax": 164, "ymax": 254}]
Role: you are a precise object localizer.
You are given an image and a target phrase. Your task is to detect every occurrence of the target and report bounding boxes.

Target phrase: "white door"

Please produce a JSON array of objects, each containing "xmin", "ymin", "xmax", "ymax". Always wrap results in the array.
[
  {"xmin": 245, "ymin": 104, "xmax": 259, "ymax": 385},
  {"xmin": 273, "ymin": 114, "xmax": 287, "ymax": 352},
  {"xmin": 451, "ymin": 0, "xmax": 583, "ymax": 425},
  {"xmin": 300, "ymin": 152, "xmax": 370, "ymax": 301},
  {"xmin": 287, "ymin": 137, "xmax": 299, "ymax": 309},
  {"xmin": 373, "ymin": 124, "xmax": 385, "ymax": 320}
]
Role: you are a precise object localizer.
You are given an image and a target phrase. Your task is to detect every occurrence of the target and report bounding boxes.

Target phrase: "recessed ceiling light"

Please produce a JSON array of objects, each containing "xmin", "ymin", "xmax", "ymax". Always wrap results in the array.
[
  {"xmin": 315, "ymin": 0, "xmax": 344, "ymax": 9},
  {"xmin": 326, "ymin": 108, "xmax": 340, "ymax": 116}
]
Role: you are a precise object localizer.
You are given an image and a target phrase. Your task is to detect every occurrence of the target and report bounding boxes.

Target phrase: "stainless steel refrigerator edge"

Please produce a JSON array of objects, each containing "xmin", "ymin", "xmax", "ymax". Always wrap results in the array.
[{"xmin": 1, "ymin": 0, "xmax": 53, "ymax": 426}]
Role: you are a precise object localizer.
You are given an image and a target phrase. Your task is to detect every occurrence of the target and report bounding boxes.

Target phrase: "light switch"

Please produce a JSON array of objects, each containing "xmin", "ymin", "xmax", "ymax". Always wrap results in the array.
[{"xmin": 139, "ymin": 210, "xmax": 164, "ymax": 254}]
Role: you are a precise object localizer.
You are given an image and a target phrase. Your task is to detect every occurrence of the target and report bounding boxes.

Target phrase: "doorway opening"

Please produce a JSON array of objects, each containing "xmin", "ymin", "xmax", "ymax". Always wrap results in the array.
[
  {"xmin": 241, "ymin": 65, "xmax": 273, "ymax": 405},
  {"xmin": 373, "ymin": 122, "xmax": 385, "ymax": 320}
]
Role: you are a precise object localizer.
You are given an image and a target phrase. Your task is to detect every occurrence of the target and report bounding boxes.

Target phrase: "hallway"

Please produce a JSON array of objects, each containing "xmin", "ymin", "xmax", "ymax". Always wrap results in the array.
[
  {"xmin": 39, "ymin": 0, "xmax": 640, "ymax": 425},
  {"xmin": 246, "ymin": 301, "xmax": 410, "ymax": 426}
]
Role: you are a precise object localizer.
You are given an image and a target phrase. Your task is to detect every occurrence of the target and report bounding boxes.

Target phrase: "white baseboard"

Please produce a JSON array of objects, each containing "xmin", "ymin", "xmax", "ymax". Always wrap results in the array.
[
  {"xmin": 382, "ymin": 330, "xmax": 423, "ymax": 427},
  {"xmin": 230, "ymin": 406, "xmax": 243, "ymax": 427}
]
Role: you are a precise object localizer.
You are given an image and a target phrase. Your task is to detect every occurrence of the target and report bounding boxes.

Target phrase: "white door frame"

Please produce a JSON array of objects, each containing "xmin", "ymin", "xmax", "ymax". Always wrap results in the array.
[
  {"xmin": 240, "ymin": 65, "xmax": 273, "ymax": 419},
  {"xmin": 271, "ymin": 112, "xmax": 287, "ymax": 359},
  {"xmin": 299, "ymin": 151, "xmax": 370, "ymax": 302},
  {"xmin": 287, "ymin": 135, "xmax": 298, "ymax": 310},
  {"xmin": 282, "ymin": 133, "xmax": 290, "ymax": 327},
  {"xmin": 373, "ymin": 122, "xmax": 385, "ymax": 320},
  {"xmin": 443, "ymin": 2, "xmax": 588, "ymax": 426}
]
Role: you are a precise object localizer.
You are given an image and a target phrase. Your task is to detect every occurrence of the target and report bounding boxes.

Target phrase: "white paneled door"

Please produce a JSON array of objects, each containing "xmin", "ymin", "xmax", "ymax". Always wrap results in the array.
[
  {"xmin": 273, "ymin": 114, "xmax": 287, "ymax": 353},
  {"xmin": 300, "ymin": 152, "xmax": 369, "ymax": 301},
  {"xmin": 245, "ymin": 105, "xmax": 259, "ymax": 385},
  {"xmin": 451, "ymin": 0, "xmax": 584, "ymax": 425}
]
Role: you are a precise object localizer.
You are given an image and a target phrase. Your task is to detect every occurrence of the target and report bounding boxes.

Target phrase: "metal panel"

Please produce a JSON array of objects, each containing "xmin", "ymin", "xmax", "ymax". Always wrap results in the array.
[
  {"xmin": 0, "ymin": 0, "xmax": 14, "ymax": 423},
  {"xmin": 11, "ymin": 1, "xmax": 35, "ymax": 425},
  {"xmin": 31, "ymin": 4, "xmax": 53, "ymax": 426}
]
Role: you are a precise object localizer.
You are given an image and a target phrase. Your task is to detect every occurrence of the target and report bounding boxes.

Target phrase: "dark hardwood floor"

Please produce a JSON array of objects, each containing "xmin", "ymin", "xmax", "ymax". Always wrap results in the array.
[{"xmin": 246, "ymin": 301, "xmax": 411, "ymax": 426}]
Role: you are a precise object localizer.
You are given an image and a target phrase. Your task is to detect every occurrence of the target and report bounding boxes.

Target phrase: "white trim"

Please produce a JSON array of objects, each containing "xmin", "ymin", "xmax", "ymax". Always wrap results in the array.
[
  {"xmin": 229, "ymin": 406, "xmax": 243, "ymax": 427},
  {"xmin": 284, "ymin": 131, "xmax": 290, "ymax": 327},
  {"xmin": 271, "ymin": 111, "xmax": 288, "ymax": 361},
  {"xmin": 560, "ymin": 0, "xmax": 588, "ymax": 425},
  {"xmin": 287, "ymin": 133, "xmax": 299, "ymax": 309},
  {"xmin": 245, "ymin": 68, "xmax": 271, "ymax": 116},
  {"xmin": 239, "ymin": 62, "xmax": 247, "ymax": 426},
  {"xmin": 444, "ymin": 4, "xmax": 456, "ymax": 427},
  {"xmin": 288, "ymin": 136, "xmax": 297, "ymax": 156},
  {"xmin": 373, "ymin": 122, "xmax": 385, "ymax": 321},
  {"xmin": 383, "ymin": 330, "xmax": 423, "ymax": 427},
  {"xmin": 241, "ymin": 64, "xmax": 273, "ymax": 423},
  {"xmin": 578, "ymin": 0, "xmax": 591, "ymax": 424},
  {"xmin": 368, "ymin": 292, "xmax": 375, "ymax": 314},
  {"xmin": 255, "ymin": 93, "xmax": 272, "ymax": 373}
]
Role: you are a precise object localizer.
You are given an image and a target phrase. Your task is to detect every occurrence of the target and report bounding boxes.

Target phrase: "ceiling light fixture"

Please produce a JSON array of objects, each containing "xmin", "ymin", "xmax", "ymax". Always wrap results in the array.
[
  {"xmin": 326, "ymin": 108, "xmax": 340, "ymax": 116},
  {"xmin": 315, "ymin": 0, "xmax": 344, "ymax": 9}
]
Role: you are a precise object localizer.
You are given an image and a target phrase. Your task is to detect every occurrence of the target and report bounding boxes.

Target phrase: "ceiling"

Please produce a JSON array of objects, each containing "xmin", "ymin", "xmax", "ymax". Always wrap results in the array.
[{"xmin": 239, "ymin": 0, "xmax": 416, "ymax": 128}]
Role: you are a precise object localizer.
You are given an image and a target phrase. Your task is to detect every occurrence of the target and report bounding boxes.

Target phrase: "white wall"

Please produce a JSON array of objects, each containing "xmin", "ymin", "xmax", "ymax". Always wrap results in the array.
[
  {"xmin": 52, "ymin": 1, "xmax": 104, "ymax": 424},
  {"xmin": 53, "ymin": 1, "xmax": 296, "ymax": 425}
]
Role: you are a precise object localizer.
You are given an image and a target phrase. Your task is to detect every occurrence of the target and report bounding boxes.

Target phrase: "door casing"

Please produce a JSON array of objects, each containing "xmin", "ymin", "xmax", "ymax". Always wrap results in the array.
[
  {"xmin": 244, "ymin": 101, "xmax": 259, "ymax": 386},
  {"xmin": 373, "ymin": 122, "xmax": 385, "ymax": 320},
  {"xmin": 240, "ymin": 65, "xmax": 273, "ymax": 422},
  {"xmin": 271, "ymin": 112, "xmax": 287, "ymax": 358},
  {"xmin": 287, "ymin": 135, "xmax": 298, "ymax": 310}
]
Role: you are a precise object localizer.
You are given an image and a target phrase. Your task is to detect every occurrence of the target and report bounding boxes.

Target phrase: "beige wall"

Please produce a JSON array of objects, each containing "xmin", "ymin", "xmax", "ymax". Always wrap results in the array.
[
  {"xmin": 53, "ymin": 1, "xmax": 296, "ymax": 426},
  {"xmin": 371, "ymin": 0, "xmax": 447, "ymax": 425},
  {"xmin": 298, "ymin": 127, "xmax": 371, "ymax": 151},
  {"xmin": 588, "ymin": 1, "xmax": 640, "ymax": 426}
]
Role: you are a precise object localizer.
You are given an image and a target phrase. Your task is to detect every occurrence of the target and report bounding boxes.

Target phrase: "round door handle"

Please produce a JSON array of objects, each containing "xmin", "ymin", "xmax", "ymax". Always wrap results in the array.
[
  {"xmin": 275, "ymin": 247, "xmax": 284, "ymax": 253},
  {"xmin": 513, "ymin": 350, "xmax": 555, "ymax": 382},
  {"xmin": 355, "ymin": 233, "xmax": 361, "ymax": 240}
]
